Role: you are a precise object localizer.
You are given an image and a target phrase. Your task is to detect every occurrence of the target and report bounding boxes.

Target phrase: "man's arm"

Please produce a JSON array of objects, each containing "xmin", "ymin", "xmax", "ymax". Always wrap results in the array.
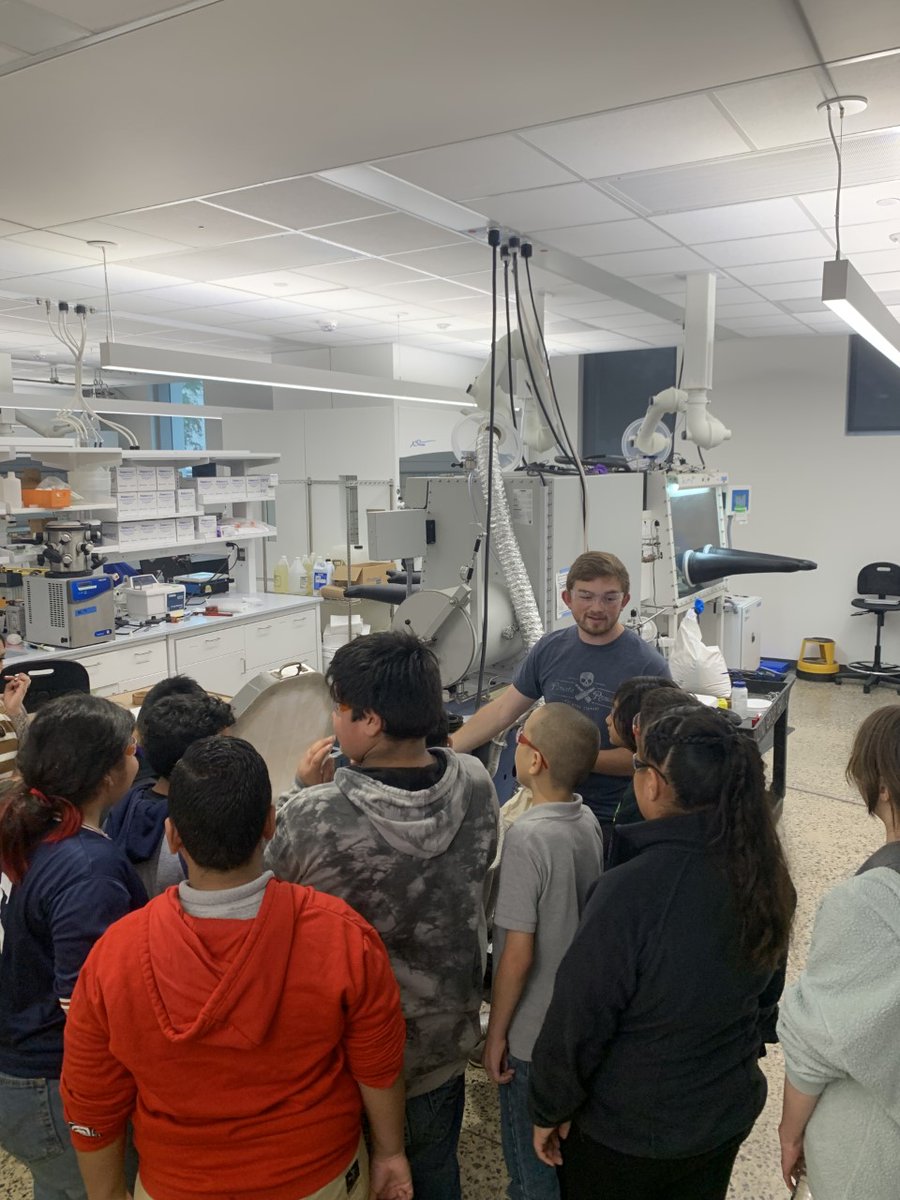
[
  {"xmin": 450, "ymin": 685, "xmax": 534, "ymax": 755},
  {"xmin": 359, "ymin": 1078, "xmax": 413, "ymax": 1200},
  {"xmin": 594, "ymin": 746, "xmax": 634, "ymax": 777},
  {"xmin": 484, "ymin": 930, "xmax": 534, "ymax": 1084}
]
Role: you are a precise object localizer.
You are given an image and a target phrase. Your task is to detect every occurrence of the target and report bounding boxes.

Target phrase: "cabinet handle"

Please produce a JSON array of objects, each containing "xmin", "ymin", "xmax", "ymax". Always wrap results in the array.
[
  {"xmin": 82, "ymin": 660, "xmax": 101, "ymax": 669},
  {"xmin": 134, "ymin": 651, "xmax": 153, "ymax": 661},
  {"xmin": 203, "ymin": 636, "xmax": 222, "ymax": 645},
  {"xmin": 257, "ymin": 623, "xmax": 272, "ymax": 633}
]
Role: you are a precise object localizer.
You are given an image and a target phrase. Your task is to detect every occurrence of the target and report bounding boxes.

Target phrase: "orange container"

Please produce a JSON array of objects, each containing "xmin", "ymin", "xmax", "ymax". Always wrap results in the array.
[{"xmin": 21, "ymin": 487, "xmax": 72, "ymax": 509}]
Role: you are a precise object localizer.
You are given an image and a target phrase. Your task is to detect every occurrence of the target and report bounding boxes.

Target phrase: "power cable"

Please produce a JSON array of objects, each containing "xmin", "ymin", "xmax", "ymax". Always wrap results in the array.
[
  {"xmin": 501, "ymin": 250, "xmax": 517, "ymax": 432},
  {"xmin": 825, "ymin": 101, "xmax": 844, "ymax": 260},
  {"xmin": 474, "ymin": 228, "xmax": 501, "ymax": 712},
  {"xmin": 508, "ymin": 243, "xmax": 567, "ymax": 456}
]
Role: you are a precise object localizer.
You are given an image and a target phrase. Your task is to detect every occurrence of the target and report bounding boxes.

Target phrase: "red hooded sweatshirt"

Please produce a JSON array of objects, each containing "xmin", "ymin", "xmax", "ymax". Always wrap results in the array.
[{"xmin": 61, "ymin": 878, "xmax": 405, "ymax": 1200}]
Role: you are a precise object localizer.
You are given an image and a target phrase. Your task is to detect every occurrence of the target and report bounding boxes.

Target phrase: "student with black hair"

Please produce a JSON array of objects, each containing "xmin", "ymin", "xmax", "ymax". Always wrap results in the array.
[
  {"xmin": 604, "ymin": 676, "xmax": 683, "ymax": 839},
  {"xmin": 530, "ymin": 708, "xmax": 796, "ymax": 1200},
  {"xmin": 0, "ymin": 695, "xmax": 145, "ymax": 1200},
  {"xmin": 62, "ymin": 736, "xmax": 410, "ymax": 1200},
  {"xmin": 132, "ymin": 675, "xmax": 206, "ymax": 784},
  {"xmin": 105, "ymin": 692, "xmax": 234, "ymax": 895},
  {"xmin": 267, "ymin": 631, "xmax": 499, "ymax": 1200}
]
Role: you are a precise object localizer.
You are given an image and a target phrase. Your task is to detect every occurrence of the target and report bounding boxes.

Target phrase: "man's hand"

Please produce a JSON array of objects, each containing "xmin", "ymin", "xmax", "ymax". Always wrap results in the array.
[
  {"xmin": 483, "ymin": 1031, "xmax": 515, "ymax": 1085},
  {"xmin": 533, "ymin": 1121, "xmax": 570, "ymax": 1167},
  {"xmin": 3, "ymin": 673, "xmax": 30, "ymax": 718},
  {"xmin": 368, "ymin": 1151, "xmax": 413, "ymax": 1200},
  {"xmin": 295, "ymin": 736, "xmax": 337, "ymax": 787}
]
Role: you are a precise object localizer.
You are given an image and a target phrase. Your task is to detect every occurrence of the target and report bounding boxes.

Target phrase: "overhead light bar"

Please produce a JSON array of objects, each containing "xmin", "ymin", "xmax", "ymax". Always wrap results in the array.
[
  {"xmin": 99, "ymin": 342, "xmax": 477, "ymax": 408},
  {"xmin": 822, "ymin": 259, "xmax": 900, "ymax": 369}
]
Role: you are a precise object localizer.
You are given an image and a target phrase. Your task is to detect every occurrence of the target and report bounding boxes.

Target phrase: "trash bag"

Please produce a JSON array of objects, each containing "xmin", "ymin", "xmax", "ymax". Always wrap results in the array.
[{"xmin": 669, "ymin": 607, "xmax": 731, "ymax": 697}]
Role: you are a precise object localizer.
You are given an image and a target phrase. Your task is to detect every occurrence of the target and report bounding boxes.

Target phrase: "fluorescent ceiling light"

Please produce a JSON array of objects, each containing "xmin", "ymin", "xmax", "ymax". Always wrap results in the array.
[
  {"xmin": 318, "ymin": 165, "xmax": 487, "ymax": 234},
  {"xmin": 822, "ymin": 259, "xmax": 900, "ymax": 369},
  {"xmin": 99, "ymin": 342, "xmax": 477, "ymax": 408}
]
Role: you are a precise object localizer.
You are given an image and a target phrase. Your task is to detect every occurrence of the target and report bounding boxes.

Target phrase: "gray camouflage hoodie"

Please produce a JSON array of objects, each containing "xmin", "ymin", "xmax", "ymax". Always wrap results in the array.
[{"xmin": 266, "ymin": 748, "xmax": 499, "ymax": 1097}]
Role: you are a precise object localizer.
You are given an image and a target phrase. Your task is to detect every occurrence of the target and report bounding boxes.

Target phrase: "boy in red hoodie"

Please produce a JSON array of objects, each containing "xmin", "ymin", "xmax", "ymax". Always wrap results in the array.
[{"xmin": 60, "ymin": 736, "xmax": 411, "ymax": 1200}]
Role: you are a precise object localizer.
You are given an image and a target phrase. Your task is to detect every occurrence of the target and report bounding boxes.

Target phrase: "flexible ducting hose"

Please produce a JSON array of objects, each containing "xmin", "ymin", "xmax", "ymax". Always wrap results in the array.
[{"xmin": 475, "ymin": 425, "xmax": 544, "ymax": 651}]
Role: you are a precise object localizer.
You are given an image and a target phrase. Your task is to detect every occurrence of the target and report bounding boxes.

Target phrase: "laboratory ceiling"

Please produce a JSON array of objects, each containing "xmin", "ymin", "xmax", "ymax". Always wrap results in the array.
[{"xmin": 0, "ymin": 0, "xmax": 898, "ymax": 370}]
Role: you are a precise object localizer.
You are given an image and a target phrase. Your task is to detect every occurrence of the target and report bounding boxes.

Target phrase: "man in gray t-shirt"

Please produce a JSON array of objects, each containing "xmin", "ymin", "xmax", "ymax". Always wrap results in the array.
[{"xmin": 452, "ymin": 551, "xmax": 670, "ymax": 824}]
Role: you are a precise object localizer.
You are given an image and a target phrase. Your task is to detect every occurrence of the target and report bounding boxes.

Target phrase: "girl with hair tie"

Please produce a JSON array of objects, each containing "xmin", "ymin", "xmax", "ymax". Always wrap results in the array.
[
  {"xmin": 0, "ymin": 694, "xmax": 146, "ymax": 1200},
  {"xmin": 530, "ymin": 708, "xmax": 795, "ymax": 1200}
]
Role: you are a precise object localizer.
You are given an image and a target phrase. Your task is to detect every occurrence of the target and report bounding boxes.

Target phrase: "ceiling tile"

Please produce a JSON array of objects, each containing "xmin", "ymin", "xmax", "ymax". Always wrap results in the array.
[
  {"xmin": 0, "ymin": 240, "xmax": 96, "ymax": 279},
  {"xmin": 292, "ymin": 258, "xmax": 429, "ymax": 288},
  {"xmin": 805, "ymin": 2, "xmax": 900, "ymax": 60},
  {"xmin": 10, "ymin": 222, "xmax": 189, "ymax": 262},
  {"xmin": 869, "ymin": 271, "xmax": 900, "ymax": 292},
  {"xmin": 835, "ymin": 221, "xmax": 900, "ymax": 255},
  {"xmin": 713, "ymin": 300, "xmax": 783, "ymax": 317},
  {"xmin": 713, "ymin": 71, "xmax": 838, "ymax": 151},
  {"xmin": 585, "ymin": 311, "xmax": 680, "ymax": 331},
  {"xmin": 587, "ymin": 247, "xmax": 716, "ymax": 276},
  {"xmin": 798, "ymin": 181, "xmax": 900, "ymax": 228},
  {"xmin": 549, "ymin": 298, "xmax": 640, "ymax": 319},
  {"xmin": 27, "ymin": 3, "xmax": 197, "ymax": 33},
  {"xmin": 0, "ymin": 43, "xmax": 23, "ymax": 64},
  {"xmin": 390, "ymin": 242, "xmax": 490, "ymax": 276},
  {"xmin": 132, "ymin": 304, "xmax": 251, "ymax": 326},
  {"xmin": 0, "ymin": 273, "xmax": 105, "ymax": 301},
  {"xmin": 287, "ymin": 288, "xmax": 394, "ymax": 312},
  {"xmin": 795, "ymin": 311, "xmax": 851, "ymax": 331},
  {"xmin": 376, "ymin": 278, "xmax": 489, "ymax": 304},
  {"xmin": 719, "ymin": 314, "xmax": 803, "ymax": 331},
  {"xmin": 0, "ymin": 218, "xmax": 30, "ymax": 236},
  {"xmin": 425, "ymin": 296, "xmax": 502, "ymax": 317},
  {"xmin": 845, "ymin": 248, "xmax": 900, "ymax": 275},
  {"xmin": 310, "ymin": 213, "xmax": 464, "ymax": 256},
  {"xmin": 376, "ymin": 134, "xmax": 575, "ymax": 201},
  {"xmin": 50, "ymin": 263, "xmax": 190, "ymax": 294},
  {"xmin": 550, "ymin": 332, "xmax": 652, "ymax": 351},
  {"xmin": 522, "ymin": 94, "xmax": 750, "ymax": 178},
  {"xmin": 467, "ymin": 182, "xmax": 633, "ymax": 231},
  {"xmin": 534, "ymin": 220, "xmax": 676, "ymax": 256},
  {"xmin": 652, "ymin": 198, "xmax": 815, "ymax": 242},
  {"xmin": 695, "ymin": 230, "xmax": 834, "ymax": 267},
  {"xmin": 0, "ymin": 2, "xmax": 88, "ymax": 53},
  {"xmin": 206, "ymin": 175, "xmax": 390, "ymax": 229},
  {"xmin": 727, "ymin": 258, "xmax": 826, "ymax": 286},
  {"xmin": 106, "ymin": 201, "xmax": 284, "ymax": 247},
  {"xmin": 351, "ymin": 303, "xmax": 447, "ymax": 322},
  {"xmin": 122, "ymin": 234, "xmax": 357, "ymax": 281},
  {"xmin": 754, "ymin": 278, "xmax": 826, "ymax": 301},
  {"xmin": 206, "ymin": 297, "xmax": 323, "ymax": 321},
  {"xmin": 210, "ymin": 270, "xmax": 344, "ymax": 298}
]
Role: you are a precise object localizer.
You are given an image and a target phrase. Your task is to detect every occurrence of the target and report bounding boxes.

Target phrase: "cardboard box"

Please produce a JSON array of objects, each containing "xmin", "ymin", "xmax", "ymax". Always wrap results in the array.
[
  {"xmin": 114, "ymin": 493, "xmax": 139, "ymax": 517},
  {"xmin": 136, "ymin": 491, "xmax": 158, "ymax": 516},
  {"xmin": 175, "ymin": 517, "xmax": 196, "ymax": 543},
  {"xmin": 196, "ymin": 515, "xmax": 217, "ymax": 540},
  {"xmin": 211, "ymin": 476, "xmax": 230, "ymax": 498},
  {"xmin": 331, "ymin": 561, "xmax": 395, "ymax": 588},
  {"xmin": 135, "ymin": 466, "xmax": 158, "ymax": 490},
  {"xmin": 155, "ymin": 466, "xmax": 177, "ymax": 489},
  {"xmin": 156, "ymin": 490, "xmax": 176, "ymax": 517},
  {"xmin": 176, "ymin": 489, "xmax": 196, "ymax": 514},
  {"xmin": 188, "ymin": 477, "xmax": 217, "ymax": 499},
  {"xmin": 137, "ymin": 520, "xmax": 160, "ymax": 543},
  {"xmin": 227, "ymin": 476, "xmax": 247, "ymax": 499},
  {"xmin": 110, "ymin": 466, "xmax": 138, "ymax": 493},
  {"xmin": 101, "ymin": 520, "xmax": 140, "ymax": 545},
  {"xmin": 157, "ymin": 519, "xmax": 176, "ymax": 543}
]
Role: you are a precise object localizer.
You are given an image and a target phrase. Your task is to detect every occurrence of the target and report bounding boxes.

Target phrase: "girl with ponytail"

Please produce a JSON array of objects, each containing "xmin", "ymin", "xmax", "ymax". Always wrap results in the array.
[
  {"xmin": 530, "ymin": 707, "xmax": 795, "ymax": 1200},
  {"xmin": 0, "ymin": 694, "xmax": 147, "ymax": 1200}
]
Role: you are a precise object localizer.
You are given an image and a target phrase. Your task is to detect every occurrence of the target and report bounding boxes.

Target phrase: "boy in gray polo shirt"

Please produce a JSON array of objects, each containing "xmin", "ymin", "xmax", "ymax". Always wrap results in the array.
[{"xmin": 484, "ymin": 704, "xmax": 604, "ymax": 1200}]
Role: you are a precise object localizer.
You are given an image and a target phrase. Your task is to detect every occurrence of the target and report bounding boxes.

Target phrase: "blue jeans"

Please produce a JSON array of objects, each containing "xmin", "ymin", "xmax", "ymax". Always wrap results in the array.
[
  {"xmin": 0, "ymin": 1072, "xmax": 86, "ymax": 1200},
  {"xmin": 499, "ymin": 1055, "xmax": 560, "ymax": 1200},
  {"xmin": 405, "ymin": 1073, "xmax": 466, "ymax": 1200}
]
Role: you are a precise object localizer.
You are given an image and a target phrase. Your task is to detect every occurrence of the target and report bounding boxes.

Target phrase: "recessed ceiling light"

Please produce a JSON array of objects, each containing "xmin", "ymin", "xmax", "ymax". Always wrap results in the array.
[
  {"xmin": 876, "ymin": 197, "xmax": 900, "ymax": 207},
  {"xmin": 437, "ymin": 322, "xmax": 451, "ymax": 329},
  {"xmin": 890, "ymin": 233, "xmax": 900, "ymax": 244},
  {"xmin": 272, "ymin": 282, "xmax": 289, "ymax": 288},
  {"xmin": 816, "ymin": 95, "xmax": 869, "ymax": 116}
]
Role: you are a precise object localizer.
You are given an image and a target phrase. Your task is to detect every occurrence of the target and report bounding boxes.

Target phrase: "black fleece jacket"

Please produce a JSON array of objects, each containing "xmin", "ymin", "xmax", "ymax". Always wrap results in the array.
[{"xmin": 529, "ymin": 809, "xmax": 779, "ymax": 1159}]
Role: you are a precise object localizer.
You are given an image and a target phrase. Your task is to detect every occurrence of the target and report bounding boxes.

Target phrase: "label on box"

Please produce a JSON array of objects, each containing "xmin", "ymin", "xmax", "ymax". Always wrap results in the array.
[
  {"xmin": 136, "ymin": 492, "xmax": 158, "ymax": 514},
  {"xmin": 110, "ymin": 466, "xmax": 138, "ymax": 493},
  {"xmin": 228, "ymin": 477, "xmax": 247, "ymax": 498},
  {"xmin": 156, "ymin": 490, "xmax": 176, "ymax": 516},
  {"xmin": 176, "ymin": 489, "xmax": 195, "ymax": 513},
  {"xmin": 155, "ymin": 467, "xmax": 176, "ymax": 489},
  {"xmin": 196, "ymin": 516, "xmax": 217, "ymax": 538},
  {"xmin": 137, "ymin": 520, "xmax": 160, "ymax": 542},
  {"xmin": 102, "ymin": 521, "xmax": 140, "ymax": 544},
  {"xmin": 136, "ymin": 467, "xmax": 158, "ymax": 490},
  {"xmin": 211, "ymin": 477, "xmax": 230, "ymax": 497},
  {"xmin": 175, "ymin": 517, "xmax": 195, "ymax": 541},
  {"xmin": 115, "ymin": 493, "xmax": 139, "ymax": 514},
  {"xmin": 157, "ymin": 519, "xmax": 176, "ymax": 540},
  {"xmin": 192, "ymin": 478, "xmax": 217, "ymax": 497}
]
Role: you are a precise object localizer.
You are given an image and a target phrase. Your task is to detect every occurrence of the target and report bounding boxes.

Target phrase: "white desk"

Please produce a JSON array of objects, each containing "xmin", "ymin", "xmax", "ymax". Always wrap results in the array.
[{"xmin": 5, "ymin": 593, "xmax": 321, "ymax": 697}]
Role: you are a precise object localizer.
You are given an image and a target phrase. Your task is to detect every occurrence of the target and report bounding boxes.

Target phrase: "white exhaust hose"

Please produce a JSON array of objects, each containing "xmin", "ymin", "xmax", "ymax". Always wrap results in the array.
[{"xmin": 475, "ymin": 424, "xmax": 544, "ymax": 651}]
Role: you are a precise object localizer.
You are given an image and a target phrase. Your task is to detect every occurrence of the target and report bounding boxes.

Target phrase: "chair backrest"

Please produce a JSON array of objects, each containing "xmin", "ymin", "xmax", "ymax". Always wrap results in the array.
[
  {"xmin": 856, "ymin": 562, "xmax": 900, "ymax": 599},
  {"xmin": 0, "ymin": 659, "xmax": 92, "ymax": 712}
]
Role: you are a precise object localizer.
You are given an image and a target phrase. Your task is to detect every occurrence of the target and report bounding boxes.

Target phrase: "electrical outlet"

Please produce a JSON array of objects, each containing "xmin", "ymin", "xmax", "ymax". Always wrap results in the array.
[{"xmin": 236, "ymin": 547, "xmax": 246, "ymax": 562}]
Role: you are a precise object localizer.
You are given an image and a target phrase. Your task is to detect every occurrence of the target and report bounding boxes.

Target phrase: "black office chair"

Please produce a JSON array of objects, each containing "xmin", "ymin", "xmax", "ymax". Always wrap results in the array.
[
  {"xmin": 838, "ymin": 562, "xmax": 900, "ymax": 694},
  {"xmin": 0, "ymin": 659, "xmax": 92, "ymax": 712}
]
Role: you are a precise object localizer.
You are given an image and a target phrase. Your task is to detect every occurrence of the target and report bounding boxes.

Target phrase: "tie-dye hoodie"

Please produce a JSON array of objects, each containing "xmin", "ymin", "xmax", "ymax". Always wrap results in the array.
[{"xmin": 266, "ymin": 749, "xmax": 499, "ymax": 1097}]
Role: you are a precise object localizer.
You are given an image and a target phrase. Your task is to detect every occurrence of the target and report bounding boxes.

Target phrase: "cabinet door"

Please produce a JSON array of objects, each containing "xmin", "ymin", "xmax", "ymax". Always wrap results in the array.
[
  {"xmin": 178, "ymin": 652, "xmax": 246, "ymax": 699},
  {"xmin": 175, "ymin": 625, "xmax": 245, "ymax": 668},
  {"xmin": 244, "ymin": 610, "xmax": 317, "ymax": 673}
]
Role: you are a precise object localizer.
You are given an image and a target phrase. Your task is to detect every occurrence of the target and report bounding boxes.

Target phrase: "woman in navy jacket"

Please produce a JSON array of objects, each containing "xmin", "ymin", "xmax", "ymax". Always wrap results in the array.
[{"xmin": 530, "ymin": 708, "xmax": 795, "ymax": 1200}]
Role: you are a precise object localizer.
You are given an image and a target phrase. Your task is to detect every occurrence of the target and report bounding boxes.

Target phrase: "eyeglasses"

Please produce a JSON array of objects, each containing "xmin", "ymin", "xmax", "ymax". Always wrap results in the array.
[
  {"xmin": 573, "ymin": 590, "xmax": 624, "ymax": 607},
  {"xmin": 632, "ymin": 753, "xmax": 668, "ymax": 783},
  {"xmin": 516, "ymin": 729, "xmax": 548, "ymax": 768}
]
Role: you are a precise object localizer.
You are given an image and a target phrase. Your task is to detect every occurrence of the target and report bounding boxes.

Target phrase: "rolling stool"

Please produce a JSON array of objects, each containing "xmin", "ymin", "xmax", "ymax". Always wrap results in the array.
[
  {"xmin": 796, "ymin": 637, "xmax": 840, "ymax": 682},
  {"xmin": 836, "ymin": 562, "xmax": 900, "ymax": 695}
]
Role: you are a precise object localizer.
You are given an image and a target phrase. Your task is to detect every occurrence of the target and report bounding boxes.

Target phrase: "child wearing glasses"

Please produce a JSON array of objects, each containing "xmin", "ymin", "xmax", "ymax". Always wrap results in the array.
[{"xmin": 484, "ymin": 703, "xmax": 604, "ymax": 1200}]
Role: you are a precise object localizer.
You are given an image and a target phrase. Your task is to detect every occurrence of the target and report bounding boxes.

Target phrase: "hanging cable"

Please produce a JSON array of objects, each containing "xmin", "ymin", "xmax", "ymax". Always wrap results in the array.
[
  {"xmin": 501, "ymin": 249, "xmax": 517, "ymax": 432},
  {"xmin": 521, "ymin": 244, "xmax": 589, "ymax": 548},
  {"xmin": 474, "ymin": 228, "xmax": 501, "ymax": 712},
  {"xmin": 508, "ymin": 243, "xmax": 567, "ymax": 455},
  {"xmin": 825, "ymin": 101, "xmax": 844, "ymax": 260}
]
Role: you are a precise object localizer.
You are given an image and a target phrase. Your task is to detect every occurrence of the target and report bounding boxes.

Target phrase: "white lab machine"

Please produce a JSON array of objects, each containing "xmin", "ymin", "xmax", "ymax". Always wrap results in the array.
[
  {"xmin": 124, "ymin": 575, "xmax": 187, "ymax": 621},
  {"xmin": 722, "ymin": 595, "xmax": 762, "ymax": 672}
]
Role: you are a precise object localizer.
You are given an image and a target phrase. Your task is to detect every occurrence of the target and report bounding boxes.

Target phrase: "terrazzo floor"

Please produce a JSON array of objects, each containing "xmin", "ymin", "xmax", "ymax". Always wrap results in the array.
[{"xmin": 1, "ymin": 679, "xmax": 891, "ymax": 1199}]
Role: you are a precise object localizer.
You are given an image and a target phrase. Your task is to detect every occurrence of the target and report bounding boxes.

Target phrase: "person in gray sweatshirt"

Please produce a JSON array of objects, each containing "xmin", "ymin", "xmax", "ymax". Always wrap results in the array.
[
  {"xmin": 778, "ymin": 704, "xmax": 900, "ymax": 1200},
  {"xmin": 266, "ymin": 631, "xmax": 499, "ymax": 1200}
]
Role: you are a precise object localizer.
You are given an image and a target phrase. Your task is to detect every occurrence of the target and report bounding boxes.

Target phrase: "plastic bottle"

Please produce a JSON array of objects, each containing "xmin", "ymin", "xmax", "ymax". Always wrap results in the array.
[
  {"xmin": 302, "ymin": 554, "xmax": 314, "ymax": 596},
  {"xmin": 2, "ymin": 472, "xmax": 22, "ymax": 509},
  {"xmin": 731, "ymin": 679, "xmax": 749, "ymax": 719},
  {"xmin": 273, "ymin": 555, "xmax": 290, "ymax": 594},
  {"xmin": 288, "ymin": 556, "xmax": 305, "ymax": 595},
  {"xmin": 312, "ymin": 556, "xmax": 334, "ymax": 593}
]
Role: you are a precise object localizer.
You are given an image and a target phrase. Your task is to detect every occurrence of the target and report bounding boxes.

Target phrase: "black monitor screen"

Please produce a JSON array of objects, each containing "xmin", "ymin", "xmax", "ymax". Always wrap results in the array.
[
  {"xmin": 581, "ymin": 346, "xmax": 677, "ymax": 459},
  {"xmin": 846, "ymin": 334, "xmax": 900, "ymax": 434}
]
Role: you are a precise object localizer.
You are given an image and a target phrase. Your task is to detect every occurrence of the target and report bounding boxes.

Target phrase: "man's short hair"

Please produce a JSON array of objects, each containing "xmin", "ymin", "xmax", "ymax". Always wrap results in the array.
[
  {"xmin": 529, "ymin": 703, "xmax": 600, "ymax": 793},
  {"xmin": 327, "ymin": 631, "xmax": 444, "ymax": 741},
  {"xmin": 168, "ymin": 737, "xmax": 271, "ymax": 871},
  {"xmin": 566, "ymin": 552, "xmax": 629, "ymax": 595},
  {"xmin": 136, "ymin": 674, "xmax": 206, "ymax": 738},
  {"xmin": 140, "ymin": 693, "xmax": 235, "ymax": 779}
]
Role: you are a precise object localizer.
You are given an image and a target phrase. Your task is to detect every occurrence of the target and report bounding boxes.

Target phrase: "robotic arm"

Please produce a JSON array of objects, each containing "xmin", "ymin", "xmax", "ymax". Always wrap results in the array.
[{"xmin": 633, "ymin": 386, "xmax": 732, "ymax": 455}]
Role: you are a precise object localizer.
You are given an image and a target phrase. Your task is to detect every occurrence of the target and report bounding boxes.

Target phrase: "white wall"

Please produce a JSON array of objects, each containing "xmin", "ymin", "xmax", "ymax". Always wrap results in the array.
[{"xmin": 710, "ymin": 334, "xmax": 900, "ymax": 664}]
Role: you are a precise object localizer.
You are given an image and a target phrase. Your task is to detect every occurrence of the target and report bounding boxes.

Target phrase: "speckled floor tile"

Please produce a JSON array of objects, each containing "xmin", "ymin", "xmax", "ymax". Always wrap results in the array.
[
  {"xmin": 463, "ymin": 1064, "xmax": 503, "ymax": 1145},
  {"xmin": 459, "ymin": 1127, "xmax": 509, "ymax": 1199},
  {"xmin": 0, "ymin": 1149, "xmax": 32, "ymax": 1198}
]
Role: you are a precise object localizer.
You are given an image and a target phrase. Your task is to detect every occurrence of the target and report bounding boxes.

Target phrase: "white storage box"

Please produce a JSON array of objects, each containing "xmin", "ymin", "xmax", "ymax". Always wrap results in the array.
[
  {"xmin": 155, "ymin": 466, "xmax": 177, "ymax": 489},
  {"xmin": 137, "ymin": 520, "xmax": 160, "ymax": 543},
  {"xmin": 136, "ymin": 492, "xmax": 158, "ymax": 516},
  {"xmin": 114, "ymin": 493, "xmax": 139, "ymax": 517},
  {"xmin": 176, "ymin": 489, "xmax": 196, "ymax": 513},
  {"xmin": 110, "ymin": 466, "xmax": 138, "ymax": 493},
  {"xmin": 157, "ymin": 519, "xmax": 176, "ymax": 542},
  {"xmin": 175, "ymin": 517, "xmax": 196, "ymax": 543},
  {"xmin": 135, "ymin": 466, "xmax": 158, "ymax": 490},
  {"xmin": 156, "ymin": 490, "xmax": 176, "ymax": 517},
  {"xmin": 101, "ymin": 520, "xmax": 141, "ymax": 545},
  {"xmin": 196, "ymin": 515, "xmax": 217, "ymax": 539},
  {"xmin": 228, "ymin": 476, "xmax": 247, "ymax": 500}
]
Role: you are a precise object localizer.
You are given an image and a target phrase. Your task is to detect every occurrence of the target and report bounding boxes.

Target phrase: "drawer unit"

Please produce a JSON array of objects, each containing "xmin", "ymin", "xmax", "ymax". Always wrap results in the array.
[
  {"xmin": 79, "ymin": 641, "xmax": 167, "ymax": 692},
  {"xmin": 175, "ymin": 625, "xmax": 245, "ymax": 669},
  {"xmin": 179, "ymin": 652, "xmax": 246, "ymax": 697},
  {"xmin": 244, "ymin": 610, "xmax": 317, "ymax": 672}
]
